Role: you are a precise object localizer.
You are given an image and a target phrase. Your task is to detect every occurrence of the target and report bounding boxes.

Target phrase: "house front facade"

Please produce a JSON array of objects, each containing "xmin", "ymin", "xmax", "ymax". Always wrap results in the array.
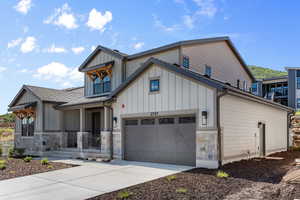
[{"xmin": 8, "ymin": 37, "xmax": 293, "ymax": 168}]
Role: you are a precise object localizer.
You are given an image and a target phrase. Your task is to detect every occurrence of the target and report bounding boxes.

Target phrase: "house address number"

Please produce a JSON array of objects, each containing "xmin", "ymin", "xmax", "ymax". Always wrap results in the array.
[{"xmin": 150, "ymin": 112, "xmax": 159, "ymax": 116}]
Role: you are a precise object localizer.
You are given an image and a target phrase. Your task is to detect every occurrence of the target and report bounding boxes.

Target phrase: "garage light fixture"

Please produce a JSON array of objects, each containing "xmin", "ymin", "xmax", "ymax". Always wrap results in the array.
[{"xmin": 202, "ymin": 111, "xmax": 208, "ymax": 126}]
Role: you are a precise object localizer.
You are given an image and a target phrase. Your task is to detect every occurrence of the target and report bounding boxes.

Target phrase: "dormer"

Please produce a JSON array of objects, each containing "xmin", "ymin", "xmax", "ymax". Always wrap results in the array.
[{"xmin": 79, "ymin": 46, "xmax": 126, "ymax": 97}]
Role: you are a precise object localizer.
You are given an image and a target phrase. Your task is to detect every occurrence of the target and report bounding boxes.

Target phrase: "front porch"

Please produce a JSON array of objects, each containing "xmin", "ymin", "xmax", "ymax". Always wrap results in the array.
[{"xmin": 57, "ymin": 105, "xmax": 114, "ymax": 159}]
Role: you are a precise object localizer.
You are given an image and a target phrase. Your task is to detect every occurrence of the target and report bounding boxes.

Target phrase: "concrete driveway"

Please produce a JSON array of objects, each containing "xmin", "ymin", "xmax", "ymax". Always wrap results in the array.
[{"xmin": 0, "ymin": 159, "xmax": 193, "ymax": 200}]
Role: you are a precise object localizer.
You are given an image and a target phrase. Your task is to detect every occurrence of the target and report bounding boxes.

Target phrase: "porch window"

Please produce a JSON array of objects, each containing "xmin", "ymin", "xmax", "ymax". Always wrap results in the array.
[
  {"xmin": 21, "ymin": 117, "xmax": 34, "ymax": 136},
  {"xmin": 93, "ymin": 75, "xmax": 111, "ymax": 95}
]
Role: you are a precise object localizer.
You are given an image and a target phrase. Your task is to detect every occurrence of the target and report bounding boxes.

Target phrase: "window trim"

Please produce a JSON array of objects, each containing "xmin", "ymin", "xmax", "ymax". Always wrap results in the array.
[{"xmin": 149, "ymin": 78, "xmax": 160, "ymax": 93}]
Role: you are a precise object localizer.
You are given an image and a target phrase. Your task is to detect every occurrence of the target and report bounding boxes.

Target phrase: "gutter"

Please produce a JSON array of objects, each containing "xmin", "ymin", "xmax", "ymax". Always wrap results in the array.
[{"xmin": 216, "ymin": 88, "xmax": 228, "ymax": 167}]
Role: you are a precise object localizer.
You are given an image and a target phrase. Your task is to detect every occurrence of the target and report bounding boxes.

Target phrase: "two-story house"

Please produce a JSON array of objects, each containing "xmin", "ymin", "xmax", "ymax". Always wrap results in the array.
[{"xmin": 8, "ymin": 37, "xmax": 293, "ymax": 168}]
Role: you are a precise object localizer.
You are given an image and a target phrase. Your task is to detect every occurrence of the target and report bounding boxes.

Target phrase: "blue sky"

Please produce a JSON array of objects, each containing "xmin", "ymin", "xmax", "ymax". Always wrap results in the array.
[{"xmin": 0, "ymin": 0, "xmax": 299, "ymax": 114}]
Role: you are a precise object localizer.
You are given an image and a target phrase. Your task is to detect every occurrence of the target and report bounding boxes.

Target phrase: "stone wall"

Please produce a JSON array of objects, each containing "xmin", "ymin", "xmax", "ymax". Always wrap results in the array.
[
  {"xmin": 196, "ymin": 129, "xmax": 219, "ymax": 168},
  {"xmin": 113, "ymin": 131, "xmax": 121, "ymax": 159}
]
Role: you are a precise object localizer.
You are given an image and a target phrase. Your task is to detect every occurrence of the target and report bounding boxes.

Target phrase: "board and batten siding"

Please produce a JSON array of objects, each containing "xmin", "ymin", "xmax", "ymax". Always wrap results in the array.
[
  {"xmin": 113, "ymin": 64, "xmax": 216, "ymax": 130},
  {"xmin": 182, "ymin": 41, "xmax": 253, "ymax": 89},
  {"xmin": 220, "ymin": 94, "xmax": 287, "ymax": 164},
  {"xmin": 84, "ymin": 51, "xmax": 123, "ymax": 97},
  {"xmin": 14, "ymin": 90, "xmax": 43, "ymax": 133},
  {"xmin": 44, "ymin": 103, "xmax": 63, "ymax": 131},
  {"xmin": 126, "ymin": 48, "xmax": 180, "ymax": 78}
]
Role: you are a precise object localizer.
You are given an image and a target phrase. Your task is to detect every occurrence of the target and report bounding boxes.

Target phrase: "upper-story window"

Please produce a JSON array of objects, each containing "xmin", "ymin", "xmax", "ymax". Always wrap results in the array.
[
  {"xmin": 182, "ymin": 56, "xmax": 190, "ymax": 68},
  {"xmin": 251, "ymin": 83, "xmax": 258, "ymax": 93},
  {"xmin": 150, "ymin": 79, "xmax": 160, "ymax": 92},
  {"xmin": 297, "ymin": 70, "xmax": 300, "ymax": 89},
  {"xmin": 93, "ymin": 75, "xmax": 111, "ymax": 95},
  {"xmin": 22, "ymin": 117, "xmax": 34, "ymax": 137},
  {"xmin": 297, "ymin": 98, "xmax": 300, "ymax": 109},
  {"xmin": 205, "ymin": 65, "xmax": 212, "ymax": 77}
]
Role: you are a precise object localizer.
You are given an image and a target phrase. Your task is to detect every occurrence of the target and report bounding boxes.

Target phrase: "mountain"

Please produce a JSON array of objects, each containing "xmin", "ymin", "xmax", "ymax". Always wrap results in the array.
[{"xmin": 248, "ymin": 65, "xmax": 288, "ymax": 80}]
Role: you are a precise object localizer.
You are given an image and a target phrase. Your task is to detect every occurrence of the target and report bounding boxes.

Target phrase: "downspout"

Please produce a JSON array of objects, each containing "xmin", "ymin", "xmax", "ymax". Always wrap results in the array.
[
  {"xmin": 216, "ymin": 88, "xmax": 228, "ymax": 168},
  {"xmin": 109, "ymin": 107, "xmax": 114, "ymax": 160}
]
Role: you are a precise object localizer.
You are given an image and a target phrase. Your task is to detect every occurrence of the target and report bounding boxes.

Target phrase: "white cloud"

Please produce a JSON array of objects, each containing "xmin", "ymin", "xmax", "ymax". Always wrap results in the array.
[
  {"xmin": 19, "ymin": 69, "xmax": 29, "ymax": 73},
  {"xmin": 44, "ymin": 44, "xmax": 67, "ymax": 53},
  {"xmin": 91, "ymin": 45, "xmax": 97, "ymax": 52},
  {"xmin": 7, "ymin": 38, "xmax": 23, "ymax": 48},
  {"xmin": 20, "ymin": 36, "xmax": 36, "ymax": 53},
  {"xmin": 193, "ymin": 0, "xmax": 217, "ymax": 18},
  {"xmin": 0, "ymin": 67, "xmax": 7, "ymax": 73},
  {"xmin": 86, "ymin": 9, "xmax": 112, "ymax": 32},
  {"xmin": 153, "ymin": 15, "xmax": 180, "ymax": 32},
  {"xmin": 71, "ymin": 46, "xmax": 85, "ymax": 54},
  {"xmin": 34, "ymin": 62, "xmax": 83, "ymax": 85},
  {"xmin": 133, "ymin": 42, "xmax": 144, "ymax": 50},
  {"xmin": 14, "ymin": 0, "xmax": 32, "ymax": 14},
  {"xmin": 44, "ymin": 3, "xmax": 78, "ymax": 29},
  {"xmin": 183, "ymin": 15, "xmax": 194, "ymax": 29}
]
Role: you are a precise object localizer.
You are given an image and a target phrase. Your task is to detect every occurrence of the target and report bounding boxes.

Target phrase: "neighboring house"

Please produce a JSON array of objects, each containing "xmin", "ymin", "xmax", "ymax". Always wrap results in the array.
[
  {"xmin": 252, "ymin": 76, "xmax": 288, "ymax": 106},
  {"xmin": 8, "ymin": 37, "xmax": 293, "ymax": 168}
]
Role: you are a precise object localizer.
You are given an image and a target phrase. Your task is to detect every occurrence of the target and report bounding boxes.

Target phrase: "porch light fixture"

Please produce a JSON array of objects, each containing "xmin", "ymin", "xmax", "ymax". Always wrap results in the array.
[
  {"xmin": 113, "ymin": 117, "xmax": 118, "ymax": 124},
  {"xmin": 202, "ymin": 111, "xmax": 208, "ymax": 126}
]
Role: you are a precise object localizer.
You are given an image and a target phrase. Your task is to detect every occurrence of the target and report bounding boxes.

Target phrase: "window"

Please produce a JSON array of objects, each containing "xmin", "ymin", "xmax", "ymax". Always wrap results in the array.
[
  {"xmin": 205, "ymin": 65, "xmax": 212, "ymax": 77},
  {"xmin": 93, "ymin": 75, "xmax": 111, "ymax": 95},
  {"xmin": 22, "ymin": 117, "xmax": 34, "ymax": 136},
  {"xmin": 179, "ymin": 117, "xmax": 196, "ymax": 124},
  {"xmin": 182, "ymin": 56, "xmax": 190, "ymax": 68},
  {"xmin": 141, "ymin": 119, "xmax": 155, "ymax": 125},
  {"xmin": 150, "ymin": 79, "xmax": 160, "ymax": 92},
  {"xmin": 297, "ymin": 70, "xmax": 300, "ymax": 89},
  {"xmin": 243, "ymin": 81, "xmax": 247, "ymax": 91},
  {"xmin": 125, "ymin": 119, "xmax": 138, "ymax": 126},
  {"xmin": 297, "ymin": 99, "xmax": 300, "ymax": 109},
  {"xmin": 251, "ymin": 83, "xmax": 258, "ymax": 93},
  {"xmin": 159, "ymin": 118, "xmax": 174, "ymax": 124}
]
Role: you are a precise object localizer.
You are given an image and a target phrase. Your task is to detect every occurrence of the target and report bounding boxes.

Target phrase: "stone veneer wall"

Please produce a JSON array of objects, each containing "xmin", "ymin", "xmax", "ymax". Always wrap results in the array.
[
  {"xmin": 113, "ymin": 131, "xmax": 122, "ymax": 159},
  {"xmin": 15, "ymin": 132, "xmax": 63, "ymax": 156},
  {"xmin": 196, "ymin": 129, "xmax": 219, "ymax": 168}
]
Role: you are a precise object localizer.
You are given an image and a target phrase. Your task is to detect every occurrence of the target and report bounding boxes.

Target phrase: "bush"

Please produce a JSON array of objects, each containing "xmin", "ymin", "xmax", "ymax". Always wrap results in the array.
[
  {"xmin": 117, "ymin": 191, "xmax": 133, "ymax": 199},
  {"xmin": 41, "ymin": 158, "xmax": 49, "ymax": 165},
  {"xmin": 23, "ymin": 156, "xmax": 33, "ymax": 163},
  {"xmin": 8, "ymin": 147, "xmax": 25, "ymax": 158},
  {"xmin": 216, "ymin": 170, "xmax": 229, "ymax": 178},
  {"xmin": 47, "ymin": 165, "xmax": 53, "ymax": 169},
  {"xmin": 0, "ymin": 145, "xmax": 2, "ymax": 157},
  {"xmin": 176, "ymin": 188, "xmax": 188, "ymax": 194},
  {"xmin": 0, "ymin": 160, "xmax": 6, "ymax": 165},
  {"xmin": 0, "ymin": 164, "xmax": 6, "ymax": 170},
  {"xmin": 166, "ymin": 175, "xmax": 177, "ymax": 182}
]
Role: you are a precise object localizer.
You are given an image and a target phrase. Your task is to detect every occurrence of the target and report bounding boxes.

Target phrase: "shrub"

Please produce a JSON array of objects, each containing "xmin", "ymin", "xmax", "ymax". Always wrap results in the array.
[
  {"xmin": 0, "ymin": 160, "xmax": 6, "ymax": 165},
  {"xmin": 41, "ymin": 158, "xmax": 49, "ymax": 165},
  {"xmin": 0, "ymin": 164, "xmax": 6, "ymax": 170},
  {"xmin": 47, "ymin": 165, "xmax": 53, "ymax": 169},
  {"xmin": 176, "ymin": 188, "xmax": 188, "ymax": 194},
  {"xmin": 166, "ymin": 175, "xmax": 177, "ymax": 182},
  {"xmin": 8, "ymin": 147, "xmax": 14, "ymax": 158},
  {"xmin": 216, "ymin": 170, "xmax": 229, "ymax": 178},
  {"xmin": 117, "ymin": 191, "xmax": 133, "ymax": 199},
  {"xmin": 8, "ymin": 147, "xmax": 25, "ymax": 158},
  {"xmin": 0, "ymin": 145, "xmax": 2, "ymax": 157},
  {"xmin": 23, "ymin": 156, "xmax": 33, "ymax": 163}
]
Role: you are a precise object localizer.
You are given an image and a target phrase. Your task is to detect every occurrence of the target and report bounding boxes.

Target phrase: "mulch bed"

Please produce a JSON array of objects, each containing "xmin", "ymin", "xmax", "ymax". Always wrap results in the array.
[
  {"xmin": 0, "ymin": 158, "xmax": 76, "ymax": 181},
  {"xmin": 89, "ymin": 151, "xmax": 300, "ymax": 200}
]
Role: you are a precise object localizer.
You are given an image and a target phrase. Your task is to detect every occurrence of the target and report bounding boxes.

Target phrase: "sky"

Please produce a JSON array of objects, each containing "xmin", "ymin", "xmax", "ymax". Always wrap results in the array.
[{"xmin": 0, "ymin": 0, "xmax": 299, "ymax": 114}]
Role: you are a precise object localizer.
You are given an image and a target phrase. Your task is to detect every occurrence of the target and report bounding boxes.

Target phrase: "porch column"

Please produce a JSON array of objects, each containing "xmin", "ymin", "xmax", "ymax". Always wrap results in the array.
[
  {"xmin": 78, "ymin": 107, "xmax": 88, "ymax": 151},
  {"xmin": 101, "ymin": 106, "xmax": 112, "ymax": 157}
]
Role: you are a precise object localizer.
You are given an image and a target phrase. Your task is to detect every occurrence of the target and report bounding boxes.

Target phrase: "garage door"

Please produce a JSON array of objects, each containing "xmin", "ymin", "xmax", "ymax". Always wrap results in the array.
[{"xmin": 124, "ymin": 115, "xmax": 196, "ymax": 166}]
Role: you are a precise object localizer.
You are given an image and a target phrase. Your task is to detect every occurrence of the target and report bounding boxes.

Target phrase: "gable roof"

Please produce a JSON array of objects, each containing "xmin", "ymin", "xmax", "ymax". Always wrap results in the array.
[
  {"xmin": 78, "ymin": 37, "xmax": 255, "ymax": 81},
  {"xmin": 110, "ymin": 57, "xmax": 292, "ymax": 112},
  {"xmin": 8, "ymin": 85, "xmax": 84, "ymax": 107}
]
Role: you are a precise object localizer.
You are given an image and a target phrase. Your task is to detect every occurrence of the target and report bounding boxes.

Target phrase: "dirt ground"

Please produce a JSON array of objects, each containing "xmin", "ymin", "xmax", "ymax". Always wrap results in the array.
[
  {"xmin": 0, "ymin": 158, "xmax": 75, "ymax": 180},
  {"xmin": 89, "ymin": 151, "xmax": 300, "ymax": 200}
]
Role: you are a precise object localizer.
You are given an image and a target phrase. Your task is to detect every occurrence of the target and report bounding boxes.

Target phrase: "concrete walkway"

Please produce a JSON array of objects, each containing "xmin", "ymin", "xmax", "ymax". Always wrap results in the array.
[{"xmin": 0, "ymin": 159, "xmax": 193, "ymax": 200}]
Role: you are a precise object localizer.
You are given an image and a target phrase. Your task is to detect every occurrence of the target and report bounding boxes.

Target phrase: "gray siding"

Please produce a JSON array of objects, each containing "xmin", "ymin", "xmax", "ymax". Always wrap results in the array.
[
  {"xmin": 64, "ymin": 110, "xmax": 80, "ymax": 131},
  {"xmin": 44, "ymin": 103, "xmax": 63, "ymax": 131},
  {"xmin": 85, "ymin": 51, "xmax": 123, "ymax": 97},
  {"xmin": 288, "ymin": 69, "xmax": 296, "ymax": 108},
  {"xmin": 14, "ymin": 90, "xmax": 43, "ymax": 133}
]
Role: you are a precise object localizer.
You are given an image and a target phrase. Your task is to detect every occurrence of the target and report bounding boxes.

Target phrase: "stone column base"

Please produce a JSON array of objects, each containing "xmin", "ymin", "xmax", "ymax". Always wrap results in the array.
[
  {"xmin": 77, "ymin": 132, "xmax": 89, "ymax": 151},
  {"xmin": 101, "ymin": 131, "xmax": 111, "ymax": 156}
]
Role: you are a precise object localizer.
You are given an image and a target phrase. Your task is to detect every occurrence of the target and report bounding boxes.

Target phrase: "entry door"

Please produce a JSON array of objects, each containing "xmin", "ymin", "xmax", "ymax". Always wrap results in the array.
[
  {"xmin": 92, "ymin": 112, "xmax": 101, "ymax": 148},
  {"xmin": 259, "ymin": 123, "xmax": 266, "ymax": 156}
]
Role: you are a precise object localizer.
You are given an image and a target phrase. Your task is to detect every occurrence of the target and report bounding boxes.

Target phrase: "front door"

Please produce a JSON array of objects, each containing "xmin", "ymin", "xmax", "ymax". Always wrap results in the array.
[
  {"xmin": 259, "ymin": 123, "xmax": 266, "ymax": 156},
  {"xmin": 92, "ymin": 112, "xmax": 101, "ymax": 148}
]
